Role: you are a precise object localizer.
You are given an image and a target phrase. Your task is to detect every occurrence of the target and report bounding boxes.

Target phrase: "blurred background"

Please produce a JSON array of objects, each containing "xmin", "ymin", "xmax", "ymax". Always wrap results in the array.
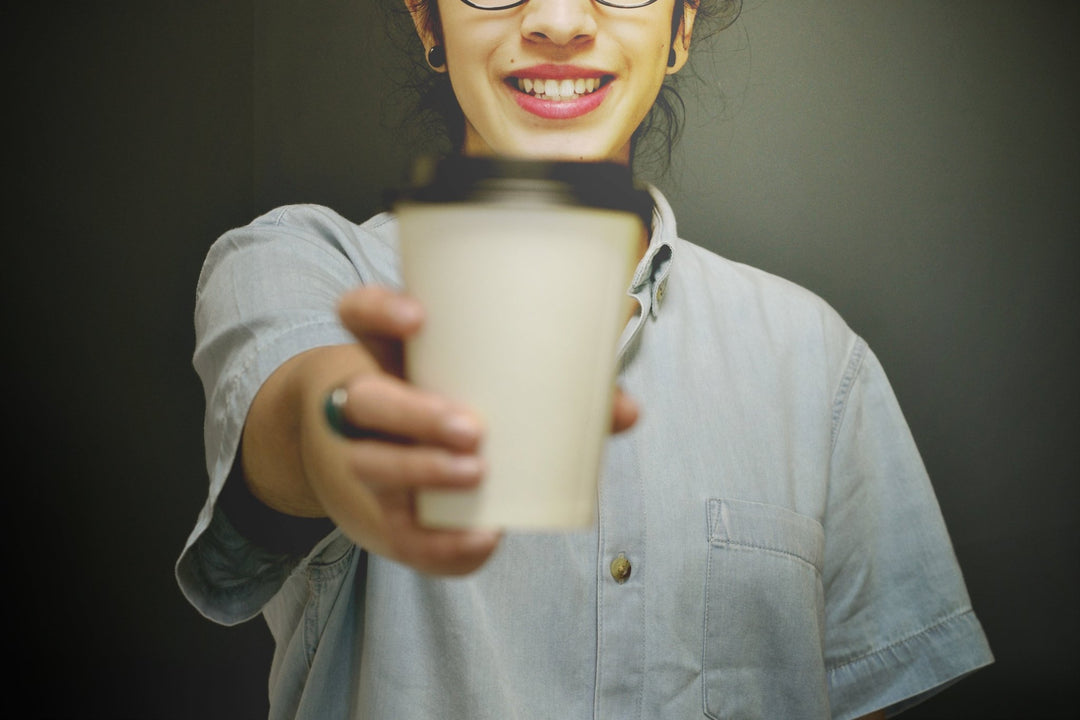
[{"xmin": 7, "ymin": 1, "xmax": 1076, "ymax": 717}]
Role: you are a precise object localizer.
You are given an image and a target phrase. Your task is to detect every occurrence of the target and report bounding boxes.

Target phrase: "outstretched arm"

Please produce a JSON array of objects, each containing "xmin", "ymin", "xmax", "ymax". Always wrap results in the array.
[{"xmin": 239, "ymin": 284, "xmax": 638, "ymax": 575}]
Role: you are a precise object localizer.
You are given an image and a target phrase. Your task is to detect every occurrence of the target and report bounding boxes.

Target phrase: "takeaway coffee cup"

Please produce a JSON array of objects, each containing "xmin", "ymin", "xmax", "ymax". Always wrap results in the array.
[{"xmin": 394, "ymin": 156, "xmax": 652, "ymax": 529}]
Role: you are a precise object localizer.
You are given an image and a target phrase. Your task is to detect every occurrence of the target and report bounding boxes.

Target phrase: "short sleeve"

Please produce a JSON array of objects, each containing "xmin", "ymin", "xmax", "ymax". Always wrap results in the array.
[
  {"xmin": 175, "ymin": 205, "xmax": 398, "ymax": 625},
  {"xmin": 822, "ymin": 340, "xmax": 993, "ymax": 718}
]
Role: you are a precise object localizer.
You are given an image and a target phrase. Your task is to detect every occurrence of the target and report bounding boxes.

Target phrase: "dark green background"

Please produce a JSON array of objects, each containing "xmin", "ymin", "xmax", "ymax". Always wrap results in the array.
[{"xmin": 9, "ymin": 1, "xmax": 1077, "ymax": 717}]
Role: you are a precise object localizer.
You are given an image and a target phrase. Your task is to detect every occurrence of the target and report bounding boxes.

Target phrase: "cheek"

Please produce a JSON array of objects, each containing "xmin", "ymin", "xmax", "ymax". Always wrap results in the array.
[
  {"xmin": 442, "ymin": 30, "xmax": 501, "ymax": 93},
  {"xmin": 632, "ymin": 48, "xmax": 670, "ymax": 106},
  {"xmin": 624, "ymin": 23, "xmax": 673, "ymax": 75},
  {"xmin": 443, "ymin": 45, "xmax": 486, "ymax": 105}
]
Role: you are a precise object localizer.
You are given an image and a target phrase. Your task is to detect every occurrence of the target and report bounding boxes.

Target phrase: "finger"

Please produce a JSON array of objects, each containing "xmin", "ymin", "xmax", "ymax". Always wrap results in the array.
[
  {"xmin": 611, "ymin": 386, "xmax": 640, "ymax": 434},
  {"xmin": 338, "ymin": 285, "xmax": 423, "ymax": 338},
  {"xmin": 332, "ymin": 375, "xmax": 482, "ymax": 450},
  {"xmin": 337, "ymin": 485, "xmax": 501, "ymax": 575},
  {"xmin": 401, "ymin": 528, "xmax": 502, "ymax": 576},
  {"xmin": 385, "ymin": 507, "xmax": 503, "ymax": 576},
  {"xmin": 310, "ymin": 459, "xmax": 500, "ymax": 575},
  {"xmin": 348, "ymin": 442, "xmax": 484, "ymax": 490}
]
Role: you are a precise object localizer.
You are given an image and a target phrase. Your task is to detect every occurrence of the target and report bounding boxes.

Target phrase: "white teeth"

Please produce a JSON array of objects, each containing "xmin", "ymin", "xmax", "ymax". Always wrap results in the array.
[{"xmin": 516, "ymin": 77, "xmax": 605, "ymax": 100}]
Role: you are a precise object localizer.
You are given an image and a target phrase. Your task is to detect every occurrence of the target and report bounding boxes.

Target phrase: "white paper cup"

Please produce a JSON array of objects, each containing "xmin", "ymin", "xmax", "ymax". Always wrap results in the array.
[{"xmin": 395, "ymin": 158, "xmax": 649, "ymax": 529}]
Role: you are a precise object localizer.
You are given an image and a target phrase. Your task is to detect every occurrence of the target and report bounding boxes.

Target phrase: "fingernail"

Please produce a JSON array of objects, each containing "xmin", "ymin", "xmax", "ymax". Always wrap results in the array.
[
  {"xmin": 392, "ymin": 297, "xmax": 423, "ymax": 326},
  {"xmin": 463, "ymin": 529, "xmax": 501, "ymax": 550},
  {"xmin": 446, "ymin": 454, "xmax": 484, "ymax": 480},
  {"xmin": 442, "ymin": 412, "xmax": 481, "ymax": 446}
]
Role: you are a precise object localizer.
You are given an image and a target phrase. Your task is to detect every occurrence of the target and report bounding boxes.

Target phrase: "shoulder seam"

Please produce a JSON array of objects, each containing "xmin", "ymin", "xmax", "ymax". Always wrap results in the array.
[{"xmin": 830, "ymin": 336, "xmax": 868, "ymax": 452}]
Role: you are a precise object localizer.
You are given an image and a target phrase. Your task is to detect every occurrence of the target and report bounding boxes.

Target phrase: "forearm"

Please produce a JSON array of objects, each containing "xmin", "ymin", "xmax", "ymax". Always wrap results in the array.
[
  {"xmin": 241, "ymin": 343, "xmax": 370, "ymax": 518},
  {"xmin": 230, "ymin": 286, "xmax": 503, "ymax": 574}
]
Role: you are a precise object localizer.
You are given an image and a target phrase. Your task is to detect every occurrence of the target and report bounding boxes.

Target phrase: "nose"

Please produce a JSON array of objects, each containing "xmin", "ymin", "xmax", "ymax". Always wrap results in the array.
[{"xmin": 520, "ymin": 0, "xmax": 598, "ymax": 47}]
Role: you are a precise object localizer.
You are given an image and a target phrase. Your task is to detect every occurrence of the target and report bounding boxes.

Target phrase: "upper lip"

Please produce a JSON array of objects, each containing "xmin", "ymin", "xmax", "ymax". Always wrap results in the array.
[{"xmin": 507, "ymin": 63, "xmax": 609, "ymax": 80}]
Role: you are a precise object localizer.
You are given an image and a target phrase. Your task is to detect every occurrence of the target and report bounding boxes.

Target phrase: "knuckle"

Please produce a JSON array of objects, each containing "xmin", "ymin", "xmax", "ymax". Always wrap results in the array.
[
  {"xmin": 422, "ymin": 539, "xmax": 461, "ymax": 569},
  {"xmin": 405, "ymin": 449, "xmax": 449, "ymax": 483},
  {"xmin": 346, "ymin": 445, "xmax": 374, "ymax": 478},
  {"xmin": 345, "ymin": 372, "xmax": 387, "ymax": 400}
]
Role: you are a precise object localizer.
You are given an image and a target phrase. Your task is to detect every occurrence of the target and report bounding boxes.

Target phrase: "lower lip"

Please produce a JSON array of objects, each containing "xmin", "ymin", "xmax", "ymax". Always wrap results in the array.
[{"xmin": 512, "ymin": 81, "xmax": 611, "ymax": 120}]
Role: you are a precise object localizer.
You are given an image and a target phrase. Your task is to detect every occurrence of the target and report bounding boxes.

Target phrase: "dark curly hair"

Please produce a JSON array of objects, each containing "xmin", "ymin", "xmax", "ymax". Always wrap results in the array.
[{"xmin": 388, "ymin": 0, "xmax": 742, "ymax": 174}]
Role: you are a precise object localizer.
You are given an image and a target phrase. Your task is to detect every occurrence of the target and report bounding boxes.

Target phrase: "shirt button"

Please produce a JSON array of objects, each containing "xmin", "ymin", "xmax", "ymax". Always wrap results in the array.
[
  {"xmin": 610, "ymin": 553, "xmax": 632, "ymax": 584},
  {"xmin": 655, "ymin": 280, "xmax": 666, "ymax": 304}
]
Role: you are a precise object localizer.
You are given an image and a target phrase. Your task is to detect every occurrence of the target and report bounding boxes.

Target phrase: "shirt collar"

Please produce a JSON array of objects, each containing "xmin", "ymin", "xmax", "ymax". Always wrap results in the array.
[{"xmin": 628, "ymin": 185, "xmax": 677, "ymax": 319}]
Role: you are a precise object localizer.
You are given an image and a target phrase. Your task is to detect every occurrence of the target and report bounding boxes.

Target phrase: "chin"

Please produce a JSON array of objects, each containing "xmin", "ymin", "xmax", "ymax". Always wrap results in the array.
[{"xmin": 498, "ymin": 134, "xmax": 627, "ymax": 165}]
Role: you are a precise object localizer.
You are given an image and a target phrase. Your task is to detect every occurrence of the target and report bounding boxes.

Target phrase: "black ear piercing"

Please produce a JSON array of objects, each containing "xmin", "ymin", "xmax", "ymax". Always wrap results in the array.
[{"xmin": 427, "ymin": 45, "xmax": 446, "ymax": 71}]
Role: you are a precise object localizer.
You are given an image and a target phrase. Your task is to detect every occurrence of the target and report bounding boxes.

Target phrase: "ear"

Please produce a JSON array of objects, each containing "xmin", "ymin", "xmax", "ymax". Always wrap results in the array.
[
  {"xmin": 405, "ymin": 0, "xmax": 440, "ymax": 52},
  {"xmin": 666, "ymin": 3, "xmax": 697, "ymax": 75}
]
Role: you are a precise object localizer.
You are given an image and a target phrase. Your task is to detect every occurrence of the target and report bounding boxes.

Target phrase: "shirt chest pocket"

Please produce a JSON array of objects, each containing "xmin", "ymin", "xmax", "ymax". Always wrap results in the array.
[{"xmin": 703, "ymin": 498, "xmax": 829, "ymax": 719}]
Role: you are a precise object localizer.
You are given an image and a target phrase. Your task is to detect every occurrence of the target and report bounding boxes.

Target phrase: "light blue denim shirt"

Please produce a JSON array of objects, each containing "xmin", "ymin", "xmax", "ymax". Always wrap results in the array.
[{"xmin": 178, "ymin": 189, "xmax": 992, "ymax": 719}]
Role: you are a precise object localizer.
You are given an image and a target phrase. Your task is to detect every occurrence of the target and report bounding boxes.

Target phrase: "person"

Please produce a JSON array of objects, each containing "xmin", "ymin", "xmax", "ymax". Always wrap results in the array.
[{"xmin": 177, "ymin": 1, "xmax": 993, "ymax": 718}]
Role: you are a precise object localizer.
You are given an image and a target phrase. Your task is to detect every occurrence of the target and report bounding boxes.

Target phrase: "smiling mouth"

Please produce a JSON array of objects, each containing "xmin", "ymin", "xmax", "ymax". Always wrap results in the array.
[{"xmin": 510, "ymin": 76, "xmax": 613, "ymax": 101}]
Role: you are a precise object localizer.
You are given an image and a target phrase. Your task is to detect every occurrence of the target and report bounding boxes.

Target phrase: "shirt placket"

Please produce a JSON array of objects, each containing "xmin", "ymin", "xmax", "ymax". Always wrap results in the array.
[
  {"xmin": 593, "ymin": 411, "xmax": 647, "ymax": 720},
  {"xmin": 593, "ymin": 263, "xmax": 659, "ymax": 719}
]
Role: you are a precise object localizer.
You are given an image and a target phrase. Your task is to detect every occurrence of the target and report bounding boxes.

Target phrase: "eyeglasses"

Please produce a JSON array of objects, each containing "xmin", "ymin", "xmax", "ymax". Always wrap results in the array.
[{"xmin": 459, "ymin": 0, "xmax": 661, "ymax": 10}]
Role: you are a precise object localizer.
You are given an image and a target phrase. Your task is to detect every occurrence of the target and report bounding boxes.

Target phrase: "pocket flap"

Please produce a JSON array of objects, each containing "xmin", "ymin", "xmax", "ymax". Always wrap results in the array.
[{"xmin": 707, "ymin": 498, "xmax": 824, "ymax": 571}]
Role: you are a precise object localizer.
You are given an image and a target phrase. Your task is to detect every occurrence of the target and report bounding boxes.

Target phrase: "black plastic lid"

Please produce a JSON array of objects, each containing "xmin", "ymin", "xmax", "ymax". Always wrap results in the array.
[{"xmin": 394, "ymin": 155, "xmax": 654, "ymax": 230}]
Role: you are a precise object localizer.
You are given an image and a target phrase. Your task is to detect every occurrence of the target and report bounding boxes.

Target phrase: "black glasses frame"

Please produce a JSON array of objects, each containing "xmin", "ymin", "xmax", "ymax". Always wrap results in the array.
[{"xmin": 459, "ymin": 0, "xmax": 661, "ymax": 10}]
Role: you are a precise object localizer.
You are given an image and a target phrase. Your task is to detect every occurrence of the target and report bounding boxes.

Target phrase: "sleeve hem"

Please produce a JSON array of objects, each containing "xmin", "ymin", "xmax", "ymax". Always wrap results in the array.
[
  {"xmin": 175, "ymin": 505, "xmax": 301, "ymax": 626},
  {"xmin": 175, "ymin": 505, "xmax": 347, "ymax": 626},
  {"xmin": 826, "ymin": 608, "xmax": 994, "ymax": 719},
  {"xmin": 181, "ymin": 322, "xmax": 354, "ymax": 625}
]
